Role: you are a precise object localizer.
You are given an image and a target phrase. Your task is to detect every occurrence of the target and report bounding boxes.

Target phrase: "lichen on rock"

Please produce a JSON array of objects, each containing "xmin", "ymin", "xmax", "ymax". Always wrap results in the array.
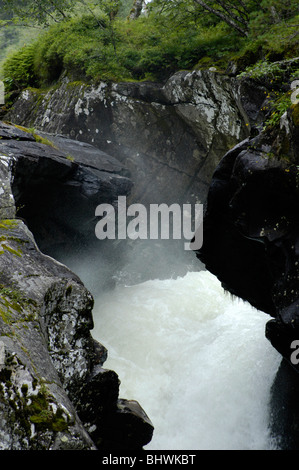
[{"xmin": 5, "ymin": 69, "xmax": 250, "ymax": 206}]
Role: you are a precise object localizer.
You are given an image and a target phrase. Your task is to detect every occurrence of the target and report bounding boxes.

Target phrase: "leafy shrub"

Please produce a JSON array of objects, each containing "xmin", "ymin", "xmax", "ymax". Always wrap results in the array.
[
  {"xmin": 265, "ymin": 91, "xmax": 292, "ymax": 128},
  {"xmin": 238, "ymin": 57, "xmax": 299, "ymax": 90},
  {"xmin": 2, "ymin": 43, "xmax": 38, "ymax": 91},
  {"xmin": 1, "ymin": 2, "xmax": 299, "ymax": 89},
  {"xmin": 239, "ymin": 59, "xmax": 288, "ymax": 81}
]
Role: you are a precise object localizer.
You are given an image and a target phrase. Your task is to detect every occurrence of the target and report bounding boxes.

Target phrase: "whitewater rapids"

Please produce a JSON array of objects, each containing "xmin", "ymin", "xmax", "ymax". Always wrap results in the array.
[{"xmin": 92, "ymin": 270, "xmax": 282, "ymax": 450}]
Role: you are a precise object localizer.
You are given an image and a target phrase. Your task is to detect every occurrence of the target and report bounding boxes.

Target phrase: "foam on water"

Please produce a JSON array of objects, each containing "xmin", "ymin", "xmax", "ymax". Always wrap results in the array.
[{"xmin": 92, "ymin": 270, "xmax": 282, "ymax": 450}]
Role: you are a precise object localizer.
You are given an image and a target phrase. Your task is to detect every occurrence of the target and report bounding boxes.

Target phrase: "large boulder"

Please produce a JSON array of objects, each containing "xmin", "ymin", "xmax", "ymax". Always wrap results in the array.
[
  {"xmin": 0, "ymin": 121, "xmax": 132, "ymax": 248},
  {"xmin": 5, "ymin": 70, "xmax": 250, "ymax": 206},
  {"xmin": 0, "ymin": 218, "xmax": 96, "ymax": 450},
  {"xmin": 0, "ymin": 121, "xmax": 134, "ymax": 290}
]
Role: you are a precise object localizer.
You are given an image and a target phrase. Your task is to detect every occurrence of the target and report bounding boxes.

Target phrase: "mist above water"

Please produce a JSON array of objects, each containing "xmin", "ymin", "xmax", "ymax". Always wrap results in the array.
[
  {"xmin": 91, "ymin": 269, "xmax": 282, "ymax": 450},
  {"xmin": 27, "ymin": 193, "xmax": 283, "ymax": 449},
  {"xmin": 9, "ymin": 112, "xmax": 287, "ymax": 449}
]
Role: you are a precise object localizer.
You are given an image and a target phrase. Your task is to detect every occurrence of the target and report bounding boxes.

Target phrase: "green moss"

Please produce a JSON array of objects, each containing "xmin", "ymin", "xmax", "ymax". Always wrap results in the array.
[
  {"xmin": 66, "ymin": 80, "xmax": 88, "ymax": 89},
  {"xmin": 0, "ymin": 242, "xmax": 22, "ymax": 257},
  {"xmin": 28, "ymin": 391, "xmax": 69, "ymax": 432},
  {"xmin": 0, "ymin": 284, "xmax": 37, "ymax": 315},
  {"xmin": 0, "ymin": 230, "xmax": 31, "ymax": 259},
  {"xmin": 0, "ymin": 220, "xmax": 19, "ymax": 230},
  {"xmin": 0, "ymin": 292, "xmax": 24, "ymax": 323},
  {"xmin": 0, "ymin": 361, "xmax": 70, "ymax": 439},
  {"xmin": 0, "ymin": 304, "xmax": 14, "ymax": 324},
  {"xmin": 0, "ymin": 235, "xmax": 28, "ymax": 245},
  {"xmin": 13, "ymin": 124, "xmax": 56, "ymax": 148},
  {"xmin": 291, "ymin": 103, "xmax": 299, "ymax": 126},
  {"xmin": 34, "ymin": 134, "xmax": 56, "ymax": 147},
  {"xmin": 195, "ymin": 56, "xmax": 215, "ymax": 70}
]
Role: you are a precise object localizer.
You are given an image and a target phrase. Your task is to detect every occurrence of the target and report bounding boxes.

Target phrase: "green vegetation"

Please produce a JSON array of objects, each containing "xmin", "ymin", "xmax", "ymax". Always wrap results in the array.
[
  {"xmin": 0, "ymin": 361, "xmax": 70, "ymax": 439},
  {"xmin": 0, "ymin": 0, "xmax": 40, "ymax": 70},
  {"xmin": 28, "ymin": 389, "xmax": 70, "ymax": 432},
  {"xmin": 264, "ymin": 90, "xmax": 293, "ymax": 128},
  {"xmin": 0, "ymin": 219, "xmax": 19, "ymax": 230},
  {"xmin": 0, "ymin": 281, "xmax": 37, "ymax": 317},
  {"xmin": 1, "ymin": 44, "xmax": 38, "ymax": 91},
  {"xmin": 13, "ymin": 124, "xmax": 57, "ymax": 147},
  {"xmin": 238, "ymin": 59, "xmax": 299, "ymax": 86},
  {"xmin": 292, "ymin": 103, "xmax": 299, "ymax": 126},
  {"xmin": 238, "ymin": 57, "xmax": 299, "ymax": 129},
  {"xmin": 0, "ymin": 0, "xmax": 298, "ymax": 91}
]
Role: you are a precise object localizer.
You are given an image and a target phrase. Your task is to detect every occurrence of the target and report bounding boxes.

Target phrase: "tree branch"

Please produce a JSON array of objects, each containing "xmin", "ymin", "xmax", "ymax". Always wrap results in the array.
[
  {"xmin": 193, "ymin": 0, "xmax": 248, "ymax": 36},
  {"xmin": 216, "ymin": 0, "xmax": 248, "ymax": 27},
  {"xmin": 225, "ymin": 0, "xmax": 250, "ymax": 21}
]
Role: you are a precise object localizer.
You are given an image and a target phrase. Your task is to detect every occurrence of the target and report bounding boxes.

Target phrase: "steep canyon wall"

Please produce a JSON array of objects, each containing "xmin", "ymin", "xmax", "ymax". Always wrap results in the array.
[{"xmin": 2, "ymin": 65, "xmax": 297, "ymax": 448}]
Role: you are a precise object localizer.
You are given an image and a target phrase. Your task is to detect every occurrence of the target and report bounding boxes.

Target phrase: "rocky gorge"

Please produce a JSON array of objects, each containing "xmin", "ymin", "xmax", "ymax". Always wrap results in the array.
[
  {"xmin": 0, "ymin": 59, "xmax": 299, "ymax": 449},
  {"xmin": 0, "ymin": 121, "xmax": 153, "ymax": 450},
  {"xmin": 3, "ymin": 69, "xmax": 253, "ymax": 285}
]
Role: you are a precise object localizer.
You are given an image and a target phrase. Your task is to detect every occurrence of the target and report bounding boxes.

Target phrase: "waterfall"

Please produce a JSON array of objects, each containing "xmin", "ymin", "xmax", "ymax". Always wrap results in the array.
[{"xmin": 92, "ymin": 270, "xmax": 282, "ymax": 450}]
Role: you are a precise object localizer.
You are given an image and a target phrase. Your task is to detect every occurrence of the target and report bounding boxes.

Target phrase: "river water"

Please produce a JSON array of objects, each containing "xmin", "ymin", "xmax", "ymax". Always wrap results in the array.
[{"xmin": 92, "ymin": 269, "xmax": 282, "ymax": 450}]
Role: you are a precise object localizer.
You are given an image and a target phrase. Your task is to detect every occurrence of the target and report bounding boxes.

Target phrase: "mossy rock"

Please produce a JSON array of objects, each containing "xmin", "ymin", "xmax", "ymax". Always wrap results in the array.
[
  {"xmin": 229, "ymin": 43, "xmax": 263, "ymax": 74},
  {"xmin": 13, "ymin": 124, "xmax": 56, "ymax": 148},
  {"xmin": 291, "ymin": 103, "xmax": 299, "ymax": 127},
  {"xmin": 195, "ymin": 56, "xmax": 215, "ymax": 70},
  {"xmin": 0, "ymin": 220, "xmax": 19, "ymax": 230},
  {"xmin": 28, "ymin": 391, "xmax": 69, "ymax": 432}
]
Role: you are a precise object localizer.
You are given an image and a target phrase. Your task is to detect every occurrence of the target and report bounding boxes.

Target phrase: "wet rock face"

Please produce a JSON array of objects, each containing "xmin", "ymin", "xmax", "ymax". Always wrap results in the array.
[
  {"xmin": 196, "ymin": 104, "xmax": 299, "ymax": 371},
  {"xmin": 0, "ymin": 218, "xmax": 97, "ymax": 450},
  {"xmin": 0, "ymin": 121, "xmax": 153, "ymax": 450},
  {"xmin": 0, "ymin": 124, "xmax": 132, "ymax": 253},
  {"xmin": 5, "ymin": 70, "xmax": 249, "ymax": 206}
]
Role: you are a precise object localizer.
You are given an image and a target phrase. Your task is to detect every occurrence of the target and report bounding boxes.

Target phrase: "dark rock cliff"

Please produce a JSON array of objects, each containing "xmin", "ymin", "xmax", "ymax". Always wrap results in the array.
[
  {"xmin": 196, "ymin": 101, "xmax": 299, "ymax": 365},
  {"xmin": 196, "ymin": 95, "xmax": 299, "ymax": 447},
  {"xmin": 0, "ymin": 121, "xmax": 153, "ymax": 450}
]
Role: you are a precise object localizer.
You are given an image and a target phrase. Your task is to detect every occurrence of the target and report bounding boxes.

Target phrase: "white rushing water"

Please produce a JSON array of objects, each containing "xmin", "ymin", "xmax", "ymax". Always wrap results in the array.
[{"xmin": 92, "ymin": 270, "xmax": 282, "ymax": 450}]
